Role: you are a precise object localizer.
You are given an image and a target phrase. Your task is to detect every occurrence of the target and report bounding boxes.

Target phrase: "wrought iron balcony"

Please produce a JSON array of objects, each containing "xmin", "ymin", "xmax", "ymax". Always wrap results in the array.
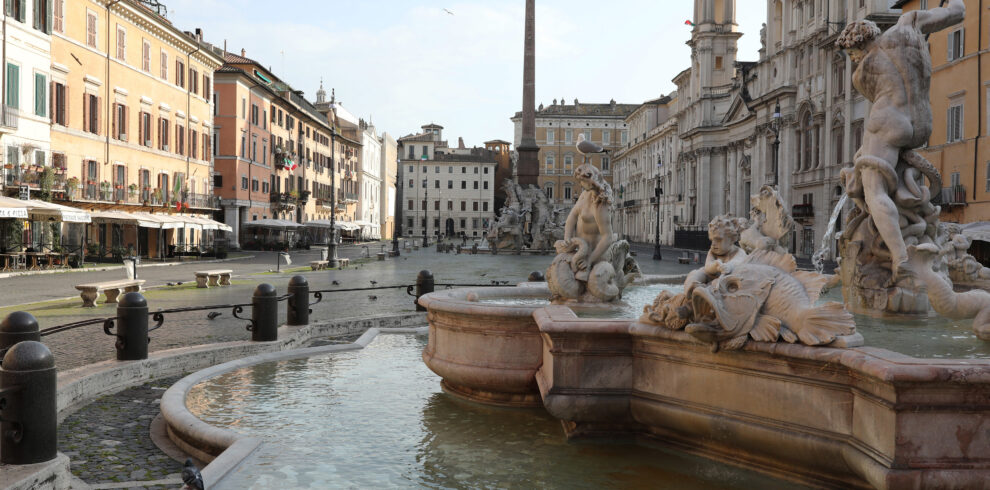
[
  {"xmin": 0, "ymin": 105, "xmax": 18, "ymax": 131},
  {"xmin": 270, "ymin": 192, "xmax": 298, "ymax": 205},
  {"xmin": 792, "ymin": 203, "xmax": 814, "ymax": 219},
  {"xmin": 940, "ymin": 185, "xmax": 967, "ymax": 206}
]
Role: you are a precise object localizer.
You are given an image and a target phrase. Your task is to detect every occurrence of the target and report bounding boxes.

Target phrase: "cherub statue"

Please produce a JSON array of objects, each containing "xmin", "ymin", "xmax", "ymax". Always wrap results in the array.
[
  {"xmin": 546, "ymin": 163, "xmax": 639, "ymax": 302},
  {"xmin": 685, "ymin": 215, "xmax": 748, "ymax": 297}
]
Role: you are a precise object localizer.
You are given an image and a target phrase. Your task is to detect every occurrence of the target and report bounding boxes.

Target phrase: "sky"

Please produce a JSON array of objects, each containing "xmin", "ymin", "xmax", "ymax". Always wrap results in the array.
[{"xmin": 165, "ymin": 0, "xmax": 765, "ymax": 146}]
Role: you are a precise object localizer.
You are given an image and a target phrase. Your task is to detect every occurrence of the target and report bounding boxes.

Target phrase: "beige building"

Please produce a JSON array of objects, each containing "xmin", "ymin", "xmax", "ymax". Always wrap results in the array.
[
  {"xmin": 51, "ymin": 0, "xmax": 222, "ymax": 257},
  {"xmin": 397, "ymin": 124, "xmax": 496, "ymax": 240},
  {"xmin": 511, "ymin": 100, "xmax": 636, "ymax": 208}
]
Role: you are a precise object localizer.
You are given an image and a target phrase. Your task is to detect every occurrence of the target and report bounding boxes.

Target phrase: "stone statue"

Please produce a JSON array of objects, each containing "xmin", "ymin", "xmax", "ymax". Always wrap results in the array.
[
  {"xmin": 836, "ymin": 0, "xmax": 964, "ymax": 314},
  {"xmin": 940, "ymin": 223, "xmax": 990, "ymax": 286},
  {"xmin": 685, "ymin": 215, "xmax": 748, "ymax": 297},
  {"xmin": 547, "ymin": 163, "xmax": 639, "ymax": 302},
  {"xmin": 488, "ymin": 178, "xmax": 563, "ymax": 252},
  {"xmin": 908, "ymin": 244, "xmax": 990, "ymax": 340},
  {"xmin": 739, "ymin": 185, "xmax": 793, "ymax": 255}
]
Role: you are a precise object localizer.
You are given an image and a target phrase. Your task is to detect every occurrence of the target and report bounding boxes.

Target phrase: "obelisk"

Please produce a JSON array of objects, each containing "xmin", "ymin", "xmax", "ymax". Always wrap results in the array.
[{"xmin": 516, "ymin": 0, "xmax": 540, "ymax": 187}]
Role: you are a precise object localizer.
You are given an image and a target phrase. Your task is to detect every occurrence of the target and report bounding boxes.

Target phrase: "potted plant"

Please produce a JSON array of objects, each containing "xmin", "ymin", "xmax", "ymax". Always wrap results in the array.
[
  {"xmin": 151, "ymin": 188, "xmax": 162, "ymax": 205},
  {"xmin": 65, "ymin": 177, "xmax": 79, "ymax": 200},
  {"xmin": 289, "ymin": 190, "xmax": 300, "ymax": 200},
  {"xmin": 128, "ymin": 183, "xmax": 138, "ymax": 197},
  {"xmin": 3, "ymin": 163, "xmax": 11, "ymax": 170}
]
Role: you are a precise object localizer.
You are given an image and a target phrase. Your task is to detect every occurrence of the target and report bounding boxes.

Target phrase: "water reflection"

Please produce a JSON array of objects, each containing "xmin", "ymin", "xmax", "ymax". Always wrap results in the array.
[{"xmin": 190, "ymin": 335, "xmax": 800, "ymax": 489}]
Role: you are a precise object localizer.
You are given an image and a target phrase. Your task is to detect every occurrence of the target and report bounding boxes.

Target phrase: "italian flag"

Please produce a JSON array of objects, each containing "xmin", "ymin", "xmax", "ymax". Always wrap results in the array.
[{"xmin": 685, "ymin": 20, "xmax": 695, "ymax": 27}]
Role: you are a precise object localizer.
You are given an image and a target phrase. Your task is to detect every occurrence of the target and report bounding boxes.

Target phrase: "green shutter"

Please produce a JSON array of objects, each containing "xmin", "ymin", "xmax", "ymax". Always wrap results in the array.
[
  {"xmin": 45, "ymin": 0, "xmax": 51, "ymax": 34},
  {"xmin": 34, "ymin": 73, "xmax": 45, "ymax": 117},
  {"xmin": 6, "ymin": 63, "xmax": 19, "ymax": 109}
]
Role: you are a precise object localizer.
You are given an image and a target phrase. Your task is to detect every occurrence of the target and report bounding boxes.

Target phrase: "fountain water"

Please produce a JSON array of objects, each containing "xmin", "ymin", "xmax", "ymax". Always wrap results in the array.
[{"xmin": 812, "ymin": 194, "xmax": 847, "ymax": 274}]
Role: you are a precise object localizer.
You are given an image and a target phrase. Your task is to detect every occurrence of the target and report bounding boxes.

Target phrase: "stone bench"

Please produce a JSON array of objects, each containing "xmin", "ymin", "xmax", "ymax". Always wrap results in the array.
[
  {"xmin": 310, "ymin": 260, "xmax": 329, "ymax": 271},
  {"xmin": 194, "ymin": 269, "xmax": 233, "ymax": 288},
  {"xmin": 376, "ymin": 253, "xmax": 386, "ymax": 261},
  {"xmin": 74, "ymin": 279, "xmax": 146, "ymax": 308},
  {"xmin": 678, "ymin": 252, "xmax": 691, "ymax": 264},
  {"xmin": 338, "ymin": 258, "xmax": 350, "ymax": 268}
]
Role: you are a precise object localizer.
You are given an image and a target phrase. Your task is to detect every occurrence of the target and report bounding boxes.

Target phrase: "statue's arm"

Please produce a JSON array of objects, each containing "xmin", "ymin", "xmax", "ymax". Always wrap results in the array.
[
  {"xmin": 588, "ymin": 204, "xmax": 614, "ymax": 264},
  {"xmin": 903, "ymin": 0, "xmax": 964, "ymax": 34}
]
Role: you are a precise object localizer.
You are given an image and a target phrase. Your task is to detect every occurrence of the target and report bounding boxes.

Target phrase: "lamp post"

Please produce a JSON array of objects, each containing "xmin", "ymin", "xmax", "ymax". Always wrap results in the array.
[
  {"xmin": 653, "ymin": 174, "xmax": 663, "ymax": 261},
  {"xmin": 392, "ymin": 158, "xmax": 401, "ymax": 256},
  {"xmin": 328, "ymin": 108, "xmax": 339, "ymax": 268},
  {"xmin": 771, "ymin": 100, "xmax": 781, "ymax": 187},
  {"xmin": 423, "ymin": 185, "xmax": 429, "ymax": 247}
]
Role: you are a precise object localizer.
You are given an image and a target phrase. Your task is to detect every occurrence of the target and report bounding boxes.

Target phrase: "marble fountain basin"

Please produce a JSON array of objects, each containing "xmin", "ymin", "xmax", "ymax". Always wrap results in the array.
[{"xmin": 420, "ymin": 285, "xmax": 990, "ymax": 489}]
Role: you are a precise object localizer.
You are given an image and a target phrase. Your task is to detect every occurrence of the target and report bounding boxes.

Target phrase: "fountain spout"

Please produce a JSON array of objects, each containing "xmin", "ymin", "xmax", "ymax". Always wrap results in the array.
[{"xmin": 812, "ymin": 194, "xmax": 847, "ymax": 274}]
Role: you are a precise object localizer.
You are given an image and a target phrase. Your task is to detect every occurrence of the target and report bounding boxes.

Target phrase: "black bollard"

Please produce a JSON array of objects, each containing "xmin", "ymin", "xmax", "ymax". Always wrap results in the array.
[
  {"xmin": 287, "ymin": 275, "xmax": 309, "ymax": 326},
  {"xmin": 116, "ymin": 292, "xmax": 149, "ymax": 361},
  {"xmin": 415, "ymin": 270, "xmax": 434, "ymax": 312},
  {"xmin": 0, "ymin": 312, "xmax": 40, "ymax": 363},
  {"xmin": 252, "ymin": 284, "xmax": 278, "ymax": 341},
  {"xmin": 527, "ymin": 271, "xmax": 546, "ymax": 282},
  {"xmin": 1, "ymin": 341, "xmax": 57, "ymax": 465}
]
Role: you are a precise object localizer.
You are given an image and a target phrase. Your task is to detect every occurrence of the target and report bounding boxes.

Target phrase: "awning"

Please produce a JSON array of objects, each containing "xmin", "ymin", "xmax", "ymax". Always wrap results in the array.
[
  {"xmin": 90, "ymin": 211, "xmax": 162, "ymax": 228},
  {"xmin": 130, "ymin": 212, "xmax": 185, "ymax": 230},
  {"xmin": 0, "ymin": 197, "xmax": 28, "ymax": 219},
  {"xmin": 302, "ymin": 219, "xmax": 335, "ymax": 228},
  {"xmin": 0, "ymin": 197, "xmax": 92, "ymax": 223},
  {"xmin": 334, "ymin": 221, "xmax": 360, "ymax": 231},
  {"xmin": 243, "ymin": 218, "xmax": 301, "ymax": 230},
  {"xmin": 184, "ymin": 216, "xmax": 233, "ymax": 232},
  {"xmin": 353, "ymin": 220, "xmax": 377, "ymax": 228}
]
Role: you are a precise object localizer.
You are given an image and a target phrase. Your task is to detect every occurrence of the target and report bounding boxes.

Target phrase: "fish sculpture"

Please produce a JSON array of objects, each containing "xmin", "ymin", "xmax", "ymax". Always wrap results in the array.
[{"xmin": 684, "ymin": 250, "xmax": 856, "ymax": 351}]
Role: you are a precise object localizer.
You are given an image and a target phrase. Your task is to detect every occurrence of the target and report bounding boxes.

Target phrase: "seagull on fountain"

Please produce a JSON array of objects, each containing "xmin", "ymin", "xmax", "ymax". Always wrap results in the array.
[
  {"xmin": 181, "ymin": 459, "xmax": 204, "ymax": 490},
  {"xmin": 576, "ymin": 133, "xmax": 608, "ymax": 155}
]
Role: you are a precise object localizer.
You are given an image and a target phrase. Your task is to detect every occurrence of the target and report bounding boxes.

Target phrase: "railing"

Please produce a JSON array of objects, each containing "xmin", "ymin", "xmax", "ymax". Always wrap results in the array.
[
  {"xmin": 792, "ymin": 203, "xmax": 814, "ymax": 219},
  {"xmin": 1, "ymin": 105, "xmax": 18, "ymax": 129},
  {"xmin": 270, "ymin": 192, "xmax": 298, "ymax": 205},
  {"xmin": 186, "ymin": 192, "xmax": 218, "ymax": 209},
  {"xmin": 343, "ymin": 192, "xmax": 358, "ymax": 202},
  {"xmin": 940, "ymin": 185, "xmax": 967, "ymax": 206}
]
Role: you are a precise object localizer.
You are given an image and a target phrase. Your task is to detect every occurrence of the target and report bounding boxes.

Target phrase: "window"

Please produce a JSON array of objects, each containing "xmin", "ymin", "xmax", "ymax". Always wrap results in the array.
[
  {"xmin": 434, "ymin": 200, "xmax": 440, "ymax": 211},
  {"xmin": 5, "ymin": 63, "xmax": 18, "ymax": 109},
  {"xmin": 160, "ymin": 51, "xmax": 168, "ymax": 80},
  {"xmin": 460, "ymin": 201, "xmax": 466, "ymax": 211},
  {"xmin": 84, "ymin": 93, "xmax": 99, "ymax": 135},
  {"xmin": 483, "ymin": 202, "xmax": 488, "ymax": 212},
  {"xmin": 113, "ymin": 165, "xmax": 126, "ymax": 201},
  {"xmin": 141, "ymin": 40, "xmax": 151, "ymax": 72},
  {"xmin": 241, "ymin": 176, "xmax": 249, "ymax": 190},
  {"xmin": 583, "ymin": 130, "xmax": 591, "ymax": 142},
  {"xmin": 565, "ymin": 129, "xmax": 573, "ymax": 143},
  {"xmin": 447, "ymin": 180, "xmax": 452, "ymax": 189},
  {"xmin": 948, "ymin": 29, "xmax": 964, "ymax": 61},
  {"xmin": 408, "ymin": 200, "xmax": 413, "ymax": 210},
  {"xmin": 138, "ymin": 112, "xmax": 151, "ymax": 146},
  {"xmin": 473, "ymin": 181, "xmax": 478, "ymax": 190},
  {"xmin": 602, "ymin": 156, "xmax": 610, "ymax": 171},
  {"xmin": 203, "ymin": 75, "xmax": 211, "ymax": 99},
  {"xmin": 86, "ymin": 10, "xmax": 97, "ymax": 47},
  {"xmin": 621, "ymin": 131, "xmax": 628, "ymax": 145},
  {"xmin": 176, "ymin": 59, "xmax": 185, "ymax": 88},
  {"xmin": 251, "ymin": 179, "xmax": 259, "ymax": 191},
  {"xmin": 408, "ymin": 145, "xmax": 415, "ymax": 159},
  {"xmin": 547, "ymin": 129, "xmax": 554, "ymax": 144},
  {"xmin": 190, "ymin": 68, "xmax": 198, "ymax": 95},
  {"xmin": 545, "ymin": 153, "xmax": 555, "ymax": 171},
  {"xmin": 948, "ymin": 104, "xmax": 964, "ymax": 143},
  {"xmin": 483, "ymin": 181, "xmax": 489, "ymax": 190},
  {"xmin": 84, "ymin": 160, "xmax": 99, "ymax": 199},
  {"xmin": 545, "ymin": 184, "xmax": 554, "ymax": 199},
  {"xmin": 986, "ymin": 162, "xmax": 990, "ymax": 192},
  {"xmin": 159, "ymin": 117, "xmax": 169, "ymax": 150},
  {"xmin": 473, "ymin": 202, "xmax": 478, "ymax": 212},
  {"xmin": 484, "ymin": 167, "xmax": 489, "ymax": 174},
  {"xmin": 33, "ymin": 73, "xmax": 45, "ymax": 117},
  {"xmin": 191, "ymin": 129, "xmax": 198, "ymax": 158},
  {"xmin": 116, "ymin": 25, "xmax": 126, "ymax": 61},
  {"xmin": 251, "ymin": 104, "xmax": 258, "ymax": 125},
  {"xmin": 564, "ymin": 184, "xmax": 572, "ymax": 200},
  {"xmin": 602, "ymin": 130, "xmax": 611, "ymax": 145},
  {"xmin": 408, "ymin": 165, "xmax": 414, "ymax": 173},
  {"xmin": 177, "ymin": 123, "xmax": 185, "ymax": 154},
  {"xmin": 461, "ymin": 181, "xmax": 466, "ymax": 189},
  {"xmin": 112, "ymin": 103, "xmax": 126, "ymax": 140},
  {"xmin": 447, "ymin": 200, "xmax": 453, "ymax": 211},
  {"xmin": 434, "ymin": 179, "xmax": 439, "ymax": 189},
  {"xmin": 53, "ymin": 0, "xmax": 63, "ymax": 33},
  {"xmin": 408, "ymin": 179, "xmax": 413, "ymax": 187},
  {"xmin": 33, "ymin": 0, "xmax": 50, "ymax": 33},
  {"xmin": 715, "ymin": 56, "xmax": 723, "ymax": 70},
  {"xmin": 52, "ymin": 81, "xmax": 66, "ymax": 125},
  {"xmin": 921, "ymin": 0, "xmax": 928, "ymax": 9},
  {"xmin": 564, "ymin": 154, "xmax": 573, "ymax": 170}
]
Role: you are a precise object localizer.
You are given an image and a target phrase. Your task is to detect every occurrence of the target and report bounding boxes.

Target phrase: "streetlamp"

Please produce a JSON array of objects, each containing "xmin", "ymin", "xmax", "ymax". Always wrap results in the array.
[
  {"xmin": 771, "ymin": 100, "xmax": 781, "ymax": 187},
  {"xmin": 392, "ymin": 158, "xmax": 401, "ymax": 256},
  {"xmin": 328, "ymin": 106, "xmax": 340, "ymax": 268},
  {"xmin": 653, "ymin": 168, "xmax": 663, "ymax": 261},
  {"xmin": 422, "ymin": 180, "xmax": 429, "ymax": 247}
]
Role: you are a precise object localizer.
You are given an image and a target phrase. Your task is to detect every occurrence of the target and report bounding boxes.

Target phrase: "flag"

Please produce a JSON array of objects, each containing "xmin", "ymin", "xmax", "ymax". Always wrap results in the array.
[{"xmin": 684, "ymin": 20, "xmax": 695, "ymax": 27}]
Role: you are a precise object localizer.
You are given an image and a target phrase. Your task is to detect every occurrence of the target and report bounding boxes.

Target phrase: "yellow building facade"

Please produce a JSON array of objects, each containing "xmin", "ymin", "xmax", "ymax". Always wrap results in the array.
[
  {"xmin": 51, "ymin": 0, "xmax": 222, "ymax": 256},
  {"xmin": 897, "ymin": 0, "xmax": 990, "ymax": 225}
]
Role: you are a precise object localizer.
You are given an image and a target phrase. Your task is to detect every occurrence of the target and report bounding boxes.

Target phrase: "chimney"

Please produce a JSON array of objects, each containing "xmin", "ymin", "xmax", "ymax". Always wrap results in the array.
[
  {"xmin": 458, "ymin": 137, "xmax": 465, "ymax": 149},
  {"xmin": 195, "ymin": 28, "xmax": 203, "ymax": 42},
  {"xmin": 241, "ymin": 48, "xmax": 246, "ymax": 57}
]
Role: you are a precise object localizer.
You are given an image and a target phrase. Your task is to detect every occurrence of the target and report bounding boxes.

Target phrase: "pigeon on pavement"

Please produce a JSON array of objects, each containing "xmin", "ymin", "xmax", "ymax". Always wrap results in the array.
[{"xmin": 182, "ymin": 459, "xmax": 204, "ymax": 490}]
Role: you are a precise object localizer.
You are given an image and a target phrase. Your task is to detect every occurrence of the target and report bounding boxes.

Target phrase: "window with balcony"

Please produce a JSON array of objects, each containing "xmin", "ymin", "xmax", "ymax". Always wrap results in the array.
[
  {"xmin": 85, "ymin": 160, "xmax": 99, "ymax": 200},
  {"xmin": 140, "ymin": 169, "xmax": 150, "ymax": 201},
  {"xmin": 113, "ymin": 165, "xmax": 126, "ymax": 201}
]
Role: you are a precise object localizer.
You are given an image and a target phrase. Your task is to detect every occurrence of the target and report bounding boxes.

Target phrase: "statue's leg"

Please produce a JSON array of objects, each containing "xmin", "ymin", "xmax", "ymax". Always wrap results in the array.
[{"xmin": 861, "ymin": 166, "xmax": 910, "ymax": 279}]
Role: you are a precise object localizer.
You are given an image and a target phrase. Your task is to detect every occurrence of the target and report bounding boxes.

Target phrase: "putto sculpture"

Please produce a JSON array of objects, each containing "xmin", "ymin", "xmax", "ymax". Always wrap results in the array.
[
  {"xmin": 684, "ymin": 215, "xmax": 748, "ymax": 296},
  {"xmin": 546, "ymin": 136, "xmax": 639, "ymax": 303},
  {"xmin": 835, "ymin": 0, "xmax": 963, "ymax": 314}
]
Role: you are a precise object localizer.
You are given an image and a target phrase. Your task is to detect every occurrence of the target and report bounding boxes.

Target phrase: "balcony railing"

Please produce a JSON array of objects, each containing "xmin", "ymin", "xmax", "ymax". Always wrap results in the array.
[
  {"xmin": 270, "ymin": 192, "xmax": 298, "ymax": 205},
  {"xmin": 792, "ymin": 203, "xmax": 814, "ymax": 219},
  {"xmin": 1, "ymin": 105, "xmax": 18, "ymax": 130},
  {"xmin": 941, "ymin": 185, "xmax": 967, "ymax": 206},
  {"xmin": 186, "ymin": 193, "xmax": 218, "ymax": 209}
]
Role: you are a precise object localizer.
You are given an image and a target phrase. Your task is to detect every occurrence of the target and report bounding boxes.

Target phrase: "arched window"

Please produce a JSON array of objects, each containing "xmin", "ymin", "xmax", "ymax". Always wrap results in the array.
[{"xmin": 563, "ymin": 182, "xmax": 573, "ymax": 201}]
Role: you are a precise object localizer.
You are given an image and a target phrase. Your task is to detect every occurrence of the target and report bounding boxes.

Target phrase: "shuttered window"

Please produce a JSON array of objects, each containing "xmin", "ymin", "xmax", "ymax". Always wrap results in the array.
[
  {"xmin": 86, "ymin": 10, "xmax": 97, "ymax": 47},
  {"xmin": 5, "ymin": 63, "xmax": 18, "ymax": 109},
  {"xmin": 116, "ymin": 26, "xmax": 126, "ymax": 61},
  {"xmin": 33, "ymin": 72, "xmax": 45, "ymax": 117},
  {"xmin": 52, "ymin": 0, "xmax": 62, "ymax": 33},
  {"xmin": 141, "ymin": 40, "xmax": 150, "ymax": 72},
  {"xmin": 948, "ymin": 104, "xmax": 963, "ymax": 143}
]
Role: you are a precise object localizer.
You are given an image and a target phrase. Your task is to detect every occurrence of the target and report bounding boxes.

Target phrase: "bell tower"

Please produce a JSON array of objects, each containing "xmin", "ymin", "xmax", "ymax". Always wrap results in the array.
[{"xmin": 689, "ymin": 0, "xmax": 741, "ymax": 125}]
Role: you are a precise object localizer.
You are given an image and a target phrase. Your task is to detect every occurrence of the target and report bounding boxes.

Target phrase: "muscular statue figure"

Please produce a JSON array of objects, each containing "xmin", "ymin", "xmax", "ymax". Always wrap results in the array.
[
  {"xmin": 836, "ymin": 0, "xmax": 964, "ymax": 281},
  {"xmin": 546, "ymin": 163, "xmax": 638, "ymax": 302}
]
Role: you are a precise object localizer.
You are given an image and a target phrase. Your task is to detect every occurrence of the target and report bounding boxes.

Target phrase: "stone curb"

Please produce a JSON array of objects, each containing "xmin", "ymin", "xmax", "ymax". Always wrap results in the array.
[
  {"xmin": 161, "ymin": 326, "xmax": 427, "ymax": 488},
  {"xmin": 0, "ymin": 313, "xmax": 425, "ymax": 490},
  {"xmin": 0, "ymin": 255, "xmax": 256, "ymax": 280}
]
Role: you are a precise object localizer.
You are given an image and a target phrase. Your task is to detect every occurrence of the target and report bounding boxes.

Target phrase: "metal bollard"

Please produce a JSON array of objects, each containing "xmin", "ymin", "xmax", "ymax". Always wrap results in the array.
[
  {"xmin": 1, "ymin": 341, "xmax": 57, "ymax": 465},
  {"xmin": 116, "ymin": 293, "xmax": 149, "ymax": 361},
  {"xmin": 252, "ymin": 284, "xmax": 279, "ymax": 341},
  {"xmin": 287, "ymin": 275, "xmax": 309, "ymax": 326},
  {"xmin": 415, "ymin": 270, "xmax": 434, "ymax": 312},
  {"xmin": 527, "ymin": 271, "xmax": 546, "ymax": 282},
  {"xmin": 0, "ymin": 312, "xmax": 40, "ymax": 363}
]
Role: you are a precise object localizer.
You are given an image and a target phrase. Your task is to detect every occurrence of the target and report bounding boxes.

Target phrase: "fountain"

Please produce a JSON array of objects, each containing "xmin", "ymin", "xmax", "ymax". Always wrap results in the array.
[
  {"xmin": 486, "ymin": 179, "xmax": 565, "ymax": 252},
  {"xmin": 418, "ymin": 3, "xmax": 989, "ymax": 487}
]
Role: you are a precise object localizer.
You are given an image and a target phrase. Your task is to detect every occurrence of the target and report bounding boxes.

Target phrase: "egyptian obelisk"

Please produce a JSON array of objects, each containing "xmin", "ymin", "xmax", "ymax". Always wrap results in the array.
[{"xmin": 516, "ymin": 0, "xmax": 540, "ymax": 187}]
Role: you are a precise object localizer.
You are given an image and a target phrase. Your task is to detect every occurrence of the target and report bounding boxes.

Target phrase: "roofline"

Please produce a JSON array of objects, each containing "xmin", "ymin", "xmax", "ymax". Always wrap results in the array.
[{"xmin": 121, "ymin": 1, "xmax": 224, "ymax": 67}]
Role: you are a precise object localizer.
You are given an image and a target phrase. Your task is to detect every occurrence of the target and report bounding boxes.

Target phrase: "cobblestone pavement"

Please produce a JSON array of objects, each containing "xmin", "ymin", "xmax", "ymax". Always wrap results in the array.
[
  {"xmin": 58, "ymin": 375, "xmax": 185, "ymax": 488},
  {"xmin": 3, "ymin": 245, "xmax": 696, "ymax": 371}
]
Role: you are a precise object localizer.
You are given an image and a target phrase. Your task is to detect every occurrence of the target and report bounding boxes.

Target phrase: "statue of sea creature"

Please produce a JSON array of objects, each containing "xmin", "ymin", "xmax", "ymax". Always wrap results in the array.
[
  {"xmin": 739, "ymin": 185, "xmax": 793, "ymax": 254},
  {"xmin": 685, "ymin": 250, "xmax": 856, "ymax": 351}
]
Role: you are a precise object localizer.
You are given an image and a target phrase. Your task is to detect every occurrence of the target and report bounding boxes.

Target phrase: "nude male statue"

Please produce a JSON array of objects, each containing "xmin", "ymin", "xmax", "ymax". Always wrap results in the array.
[{"xmin": 836, "ymin": 0, "xmax": 964, "ymax": 281}]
